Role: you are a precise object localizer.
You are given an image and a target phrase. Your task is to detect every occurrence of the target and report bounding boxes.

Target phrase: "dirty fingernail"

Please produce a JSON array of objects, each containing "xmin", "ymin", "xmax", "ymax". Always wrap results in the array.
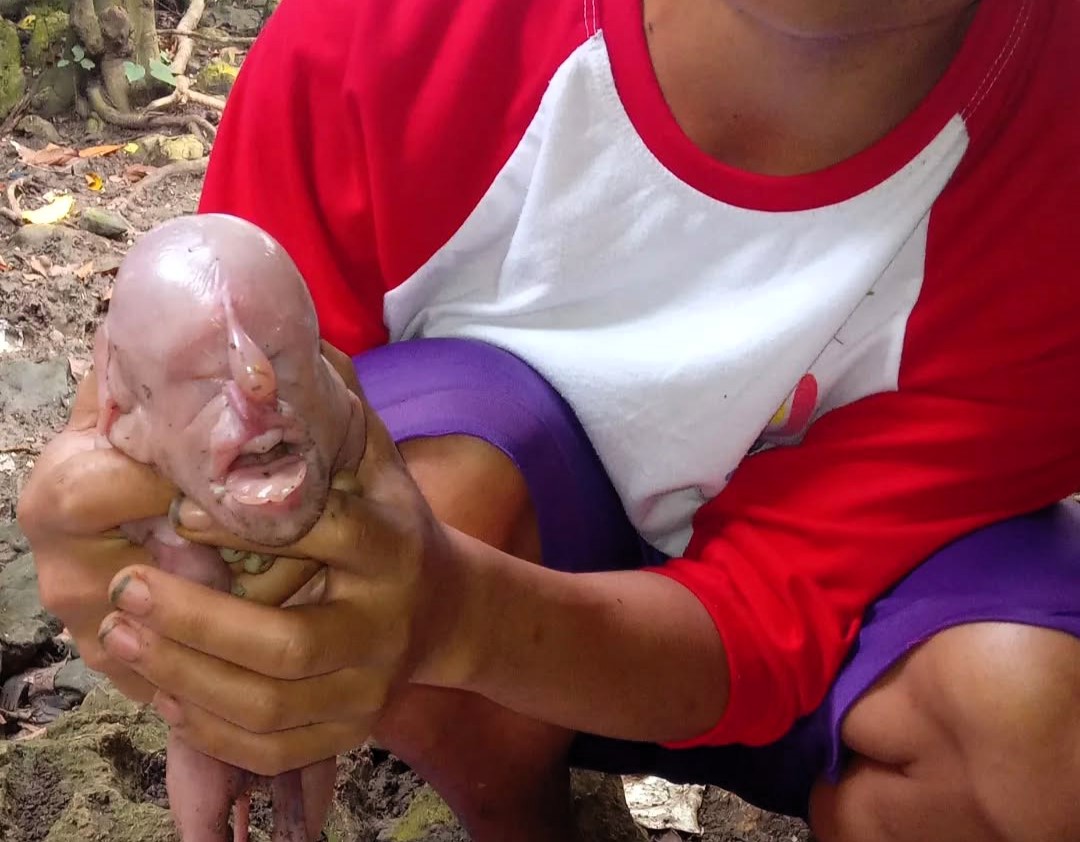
[
  {"xmin": 176, "ymin": 498, "xmax": 213, "ymax": 531},
  {"xmin": 99, "ymin": 620, "xmax": 141, "ymax": 661},
  {"xmin": 110, "ymin": 573, "xmax": 152, "ymax": 615}
]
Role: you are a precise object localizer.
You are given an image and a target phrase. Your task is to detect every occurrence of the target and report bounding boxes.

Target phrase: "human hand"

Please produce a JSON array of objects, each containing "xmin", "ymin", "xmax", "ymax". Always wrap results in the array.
[
  {"xmin": 96, "ymin": 402, "xmax": 471, "ymax": 776},
  {"xmin": 16, "ymin": 368, "xmax": 176, "ymax": 703}
]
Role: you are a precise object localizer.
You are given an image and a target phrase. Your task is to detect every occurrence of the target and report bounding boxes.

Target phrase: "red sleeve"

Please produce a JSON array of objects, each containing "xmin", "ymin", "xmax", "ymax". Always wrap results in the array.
[
  {"xmin": 199, "ymin": 0, "xmax": 587, "ymax": 355},
  {"xmin": 651, "ymin": 19, "xmax": 1080, "ymax": 747}
]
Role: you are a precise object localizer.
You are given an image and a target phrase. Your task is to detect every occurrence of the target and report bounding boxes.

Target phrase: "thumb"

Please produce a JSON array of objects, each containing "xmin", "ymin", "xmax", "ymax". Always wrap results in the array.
[{"xmin": 66, "ymin": 367, "xmax": 101, "ymax": 433}]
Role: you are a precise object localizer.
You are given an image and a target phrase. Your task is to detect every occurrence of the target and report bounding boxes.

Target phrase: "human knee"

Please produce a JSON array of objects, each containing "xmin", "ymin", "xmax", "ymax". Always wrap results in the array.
[
  {"xmin": 909, "ymin": 623, "xmax": 1080, "ymax": 838},
  {"xmin": 914, "ymin": 624, "xmax": 1078, "ymax": 751},
  {"xmin": 398, "ymin": 434, "xmax": 540, "ymax": 560}
]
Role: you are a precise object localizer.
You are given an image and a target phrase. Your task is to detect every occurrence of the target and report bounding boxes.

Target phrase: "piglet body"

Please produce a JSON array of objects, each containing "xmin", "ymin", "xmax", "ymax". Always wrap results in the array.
[{"xmin": 95, "ymin": 214, "xmax": 366, "ymax": 842}]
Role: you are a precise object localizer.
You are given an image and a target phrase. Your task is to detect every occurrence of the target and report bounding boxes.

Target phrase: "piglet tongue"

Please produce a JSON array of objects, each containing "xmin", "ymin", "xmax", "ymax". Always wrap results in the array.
[{"xmin": 224, "ymin": 456, "xmax": 308, "ymax": 505}]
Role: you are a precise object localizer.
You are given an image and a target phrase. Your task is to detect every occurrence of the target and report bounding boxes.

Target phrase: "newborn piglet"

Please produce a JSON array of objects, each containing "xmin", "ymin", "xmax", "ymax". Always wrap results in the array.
[{"xmin": 95, "ymin": 213, "xmax": 366, "ymax": 841}]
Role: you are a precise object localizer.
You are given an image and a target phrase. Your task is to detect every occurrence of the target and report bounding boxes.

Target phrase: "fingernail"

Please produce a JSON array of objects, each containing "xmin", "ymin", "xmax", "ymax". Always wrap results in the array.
[
  {"xmin": 153, "ymin": 692, "xmax": 183, "ymax": 726},
  {"xmin": 176, "ymin": 498, "xmax": 213, "ymax": 531},
  {"xmin": 110, "ymin": 574, "xmax": 151, "ymax": 615},
  {"xmin": 99, "ymin": 620, "xmax": 141, "ymax": 661}
]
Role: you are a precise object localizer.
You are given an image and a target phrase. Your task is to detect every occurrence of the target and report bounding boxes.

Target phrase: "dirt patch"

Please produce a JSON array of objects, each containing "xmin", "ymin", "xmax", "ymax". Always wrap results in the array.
[{"xmin": 1, "ymin": 753, "xmax": 73, "ymax": 842}]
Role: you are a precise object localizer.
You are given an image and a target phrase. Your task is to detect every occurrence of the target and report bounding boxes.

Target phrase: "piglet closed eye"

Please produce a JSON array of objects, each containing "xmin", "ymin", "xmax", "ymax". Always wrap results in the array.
[{"xmin": 95, "ymin": 213, "xmax": 366, "ymax": 842}]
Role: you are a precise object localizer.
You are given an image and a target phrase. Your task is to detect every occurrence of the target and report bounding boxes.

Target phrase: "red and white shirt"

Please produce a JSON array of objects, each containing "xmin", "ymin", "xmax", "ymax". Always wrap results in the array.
[{"xmin": 200, "ymin": 0, "xmax": 1080, "ymax": 747}]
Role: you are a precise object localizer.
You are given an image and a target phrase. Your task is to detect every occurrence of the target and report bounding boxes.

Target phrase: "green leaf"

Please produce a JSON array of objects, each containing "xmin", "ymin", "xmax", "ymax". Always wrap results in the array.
[
  {"xmin": 148, "ymin": 58, "xmax": 177, "ymax": 87},
  {"xmin": 71, "ymin": 44, "xmax": 84, "ymax": 61},
  {"xmin": 57, "ymin": 58, "xmax": 69, "ymax": 67},
  {"xmin": 123, "ymin": 61, "xmax": 147, "ymax": 83},
  {"xmin": 79, "ymin": 58, "xmax": 95, "ymax": 70}
]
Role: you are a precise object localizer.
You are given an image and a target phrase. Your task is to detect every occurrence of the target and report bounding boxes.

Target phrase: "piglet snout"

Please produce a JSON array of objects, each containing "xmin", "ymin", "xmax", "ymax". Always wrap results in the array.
[{"xmin": 225, "ymin": 295, "xmax": 277, "ymax": 405}]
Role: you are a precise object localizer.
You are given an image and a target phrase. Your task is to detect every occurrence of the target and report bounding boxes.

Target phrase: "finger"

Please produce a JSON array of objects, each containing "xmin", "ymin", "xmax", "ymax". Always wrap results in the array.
[
  {"xmin": 231, "ymin": 556, "xmax": 323, "ymax": 606},
  {"xmin": 46, "ymin": 448, "xmax": 176, "ymax": 534},
  {"xmin": 98, "ymin": 615, "xmax": 387, "ymax": 733},
  {"xmin": 66, "ymin": 366, "xmax": 100, "ymax": 432},
  {"xmin": 319, "ymin": 340, "xmax": 364, "ymax": 397},
  {"xmin": 36, "ymin": 539, "xmax": 150, "ymax": 621},
  {"xmin": 154, "ymin": 691, "xmax": 369, "ymax": 778},
  {"xmin": 355, "ymin": 399, "xmax": 408, "ymax": 480},
  {"xmin": 106, "ymin": 565, "xmax": 381, "ymax": 680},
  {"xmin": 176, "ymin": 487, "xmax": 410, "ymax": 570}
]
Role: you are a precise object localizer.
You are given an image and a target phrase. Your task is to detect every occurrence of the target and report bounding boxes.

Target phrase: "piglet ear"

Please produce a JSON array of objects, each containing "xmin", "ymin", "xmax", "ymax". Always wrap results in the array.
[{"xmin": 91, "ymin": 324, "xmax": 119, "ymax": 440}]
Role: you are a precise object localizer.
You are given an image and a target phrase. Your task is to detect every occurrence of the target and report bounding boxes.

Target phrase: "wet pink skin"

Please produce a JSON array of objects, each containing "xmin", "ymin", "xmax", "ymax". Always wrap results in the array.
[{"xmin": 95, "ymin": 214, "xmax": 366, "ymax": 842}]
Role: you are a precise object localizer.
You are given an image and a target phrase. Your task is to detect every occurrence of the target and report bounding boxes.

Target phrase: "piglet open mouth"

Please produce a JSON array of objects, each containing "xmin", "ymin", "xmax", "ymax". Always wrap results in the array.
[{"xmin": 220, "ymin": 428, "xmax": 308, "ymax": 506}]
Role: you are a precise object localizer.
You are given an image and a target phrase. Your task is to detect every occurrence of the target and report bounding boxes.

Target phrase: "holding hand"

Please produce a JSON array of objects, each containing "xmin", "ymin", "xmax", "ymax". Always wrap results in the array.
[
  {"xmin": 98, "ymin": 403, "xmax": 470, "ymax": 776},
  {"xmin": 17, "ymin": 370, "xmax": 176, "ymax": 703}
]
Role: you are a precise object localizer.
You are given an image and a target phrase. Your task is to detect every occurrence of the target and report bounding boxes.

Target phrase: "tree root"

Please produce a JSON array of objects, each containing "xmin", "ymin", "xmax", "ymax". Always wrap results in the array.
[
  {"xmin": 147, "ymin": 79, "xmax": 226, "ymax": 113},
  {"xmin": 157, "ymin": 28, "xmax": 256, "ymax": 47},
  {"xmin": 169, "ymin": 0, "xmax": 206, "ymax": 76},
  {"xmin": 0, "ymin": 91, "xmax": 31, "ymax": 138},
  {"xmin": 110, "ymin": 157, "xmax": 210, "ymax": 214},
  {"xmin": 2, "ymin": 179, "xmax": 25, "ymax": 225},
  {"xmin": 88, "ymin": 84, "xmax": 218, "ymax": 138}
]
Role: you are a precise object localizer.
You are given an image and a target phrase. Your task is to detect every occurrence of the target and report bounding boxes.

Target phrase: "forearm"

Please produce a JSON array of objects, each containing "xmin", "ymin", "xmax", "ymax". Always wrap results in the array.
[{"xmin": 424, "ymin": 528, "xmax": 731, "ymax": 744}]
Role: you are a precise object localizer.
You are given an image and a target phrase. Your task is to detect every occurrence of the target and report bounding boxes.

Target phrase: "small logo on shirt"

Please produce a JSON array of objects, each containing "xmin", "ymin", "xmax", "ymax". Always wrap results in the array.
[{"xmin": 748, "ymin": 373, "xmax": 819, "ymax": 455}]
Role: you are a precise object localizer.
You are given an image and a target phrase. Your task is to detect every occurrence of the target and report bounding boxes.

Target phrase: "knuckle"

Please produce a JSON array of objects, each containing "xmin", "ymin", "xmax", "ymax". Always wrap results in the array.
[
  {"xmin": 246, "ymin": 690, "xmax": 289, "ymax": 735},
  {"xmin": 251, "ymin": 743, "xmax": 291, "ymax": 778},
  {"xmin": 275, "ymin": 628, "xmax": 318, "ymax": 680},
  {"xmin": 81, "ymin": 646, "xmax": 109, "ymax": 674},
  {"xmin": 35, "ymin": 573, "xmax": 65, "ymax": 617}
]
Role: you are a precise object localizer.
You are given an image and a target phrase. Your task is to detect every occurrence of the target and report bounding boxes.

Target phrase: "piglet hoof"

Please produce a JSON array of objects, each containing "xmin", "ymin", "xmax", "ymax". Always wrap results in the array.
[
  {"xmin": 232, "ymin": 792, "xmax": 251, "ymax": 842},
  {"xmin": 271, "ymin": 768, "xmax": 309, "ymax": 842}
]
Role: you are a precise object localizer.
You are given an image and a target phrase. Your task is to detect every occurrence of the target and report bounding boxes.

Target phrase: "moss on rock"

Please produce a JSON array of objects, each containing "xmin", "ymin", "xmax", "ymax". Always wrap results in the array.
[
  {"xmin": 385, "ymin": 786, "xmax": 457, "ymax": 841},
  {"xmin": 0, "ymin": 19, "xmax": 26, "ymax": 122},
  {"xmin": 195, "ymin": 59, "xmax": 240, "ymax": 95},
  {"xmin": 24, "ymin": 9, "xmax": 70, "ymax": 70}
]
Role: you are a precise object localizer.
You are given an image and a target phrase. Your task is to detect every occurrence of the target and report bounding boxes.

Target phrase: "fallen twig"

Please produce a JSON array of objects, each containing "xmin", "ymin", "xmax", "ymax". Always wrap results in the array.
[
  {"xmin": 3, "ymin": 178, "xmax": 25, "ymax": 224},
  {"xmin": 111, "ymin": 157, "xmax": 210, "ymax": 212},
  {"xmin": 0, "ymin": 91, "xmax": 30, "ymax": 138},
  {"xmin": 157, "ymin": 27, "xmax": 256, "ymax": 46}
]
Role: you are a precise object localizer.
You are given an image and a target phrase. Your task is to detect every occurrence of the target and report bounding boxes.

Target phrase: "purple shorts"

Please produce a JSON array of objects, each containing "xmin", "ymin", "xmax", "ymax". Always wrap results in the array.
[{"xmin": 354, "ymin": 337, "xmax": 1080, "ymax": 820}]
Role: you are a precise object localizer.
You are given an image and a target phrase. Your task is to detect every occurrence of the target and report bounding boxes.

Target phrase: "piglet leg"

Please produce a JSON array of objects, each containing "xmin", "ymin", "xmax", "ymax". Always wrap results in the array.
[
  {"xmin": 270, "ymin": 770, "xmax": 308, "ymax": 842},
  {"xmin": 166, "ymin": 730, "xmax": 252, "ymax": 842}
]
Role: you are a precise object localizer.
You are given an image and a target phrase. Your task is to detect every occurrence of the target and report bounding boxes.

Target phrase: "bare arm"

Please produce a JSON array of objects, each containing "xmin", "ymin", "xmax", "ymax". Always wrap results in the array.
[{"xmin": 422, "ymin": 528, "xmax": 730, "ymax": 744}]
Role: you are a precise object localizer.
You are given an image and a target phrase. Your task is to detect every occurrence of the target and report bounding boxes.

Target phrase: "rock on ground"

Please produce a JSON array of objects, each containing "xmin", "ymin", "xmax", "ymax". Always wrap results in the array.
[{"xmin": 0, "ymin": 553, "xmax": 62, "ymax": 679}]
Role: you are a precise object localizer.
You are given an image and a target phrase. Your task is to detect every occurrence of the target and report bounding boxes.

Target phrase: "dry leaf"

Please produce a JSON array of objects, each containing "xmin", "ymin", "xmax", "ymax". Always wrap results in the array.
[
  {"xmin": 122, "ymin": 164, "xmax": 156, "ymax": 183},
  {"xmin": 0, "ymin": 254, "xmax": 10, "ymax": 271},
  {"xmin": 622, "ymin": 776, "xmax": 704, "ymax": 835},
  {"xmin": 123, "ymin": 142, "xmax": 139, "ymax": 154},
  {"xmin": 85, "ymin": 171, "xmax": 105, "ymax": 191},
  {"xmin": 21, "ymin": 194, "xmax": 75, "ymax": 225},
  {"xmin": 14, "ymin": 724, "xmax": 47, "ymax": 741},
  {"xmin": 69, "ymin": 357, "xmax": 93, "ymax": 380},
  {"xmin": 11, "ymin": 141, "xmax": 78, "ymax": 168},
  {"xmin": 28, "ymin": 255, "xmax": 51, "ymax": 277},
  {"xmin": 74, "ymin": 260, "xmax": 95, "ymax": 279},
  {"xmin": 78, "ymin": 143, "xmax": 125, "ymax": 159}
]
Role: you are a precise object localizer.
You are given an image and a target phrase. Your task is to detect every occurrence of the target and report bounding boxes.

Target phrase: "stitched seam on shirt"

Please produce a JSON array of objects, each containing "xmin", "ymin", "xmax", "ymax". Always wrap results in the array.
[
  {"xmin": 583, "ymin": 0, "xmax": 594, "ymax": 35},
  {"xmin": 591, "ymin": 0, "xmax": 599, "ymax": 35},
  {"xmin": 962, "ymin": 0, "xmax": 1031, "ymax": 120}
]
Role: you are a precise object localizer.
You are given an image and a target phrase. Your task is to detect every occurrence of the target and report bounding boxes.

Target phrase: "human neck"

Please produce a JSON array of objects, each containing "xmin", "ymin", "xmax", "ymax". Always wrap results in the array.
[{"xmin": 644, "ymin": 1, "xmax": 979, "ymax": 175}]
